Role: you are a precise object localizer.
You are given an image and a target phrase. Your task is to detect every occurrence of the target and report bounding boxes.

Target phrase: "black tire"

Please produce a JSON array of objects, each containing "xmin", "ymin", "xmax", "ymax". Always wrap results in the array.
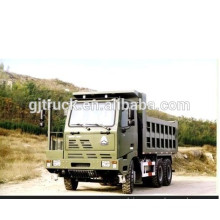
[
  {"xmin": 64, "ymin": 177, "xmax": 78, "ymax": 190},
  {"xmin": 122, "ymin": 161, "xmax": 134, "ymax": 194},
  {"xmin": 163, "ymin": 158, "xmax": 172, "ymax": 186},
  {"xmin": 151, "ymin": 159, "xmax": 163, "ymax": 188}
]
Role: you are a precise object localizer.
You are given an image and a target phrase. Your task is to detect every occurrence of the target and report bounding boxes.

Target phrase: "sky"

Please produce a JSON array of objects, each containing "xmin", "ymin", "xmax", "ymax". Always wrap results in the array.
[
  {"xmin": 0, "ymin": 0, "xmax": 219, "ymax": 121},
  {"xmin": 1, "ymin": 59, "xmax": 218, "ymax": 121}
]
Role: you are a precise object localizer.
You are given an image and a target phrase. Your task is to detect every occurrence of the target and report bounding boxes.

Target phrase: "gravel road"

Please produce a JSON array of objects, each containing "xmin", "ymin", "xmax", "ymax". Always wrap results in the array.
[{"xmin": 0, "ymin": 169, "xmax": 217, "ymax": 196}]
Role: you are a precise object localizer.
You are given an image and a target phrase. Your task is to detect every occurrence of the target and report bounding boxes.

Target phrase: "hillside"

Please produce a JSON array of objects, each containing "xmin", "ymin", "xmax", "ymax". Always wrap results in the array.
[
  {"xmin": 0, "ymin": 70, "xmax": 217, "ymax": 146},
  {"xmin": 0, "ymin": 70, "xmax": 91, "ymax": 92},
  {"xmin": 0, "ymin": 70, "xmax": 93, "ymax": 135}
]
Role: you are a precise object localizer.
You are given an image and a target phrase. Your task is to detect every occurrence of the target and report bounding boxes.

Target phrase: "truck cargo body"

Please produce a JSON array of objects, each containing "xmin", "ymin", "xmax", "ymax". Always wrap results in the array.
[{"xmin": 45, "ymin": 91, "xmax": 178, "ymax": 194}]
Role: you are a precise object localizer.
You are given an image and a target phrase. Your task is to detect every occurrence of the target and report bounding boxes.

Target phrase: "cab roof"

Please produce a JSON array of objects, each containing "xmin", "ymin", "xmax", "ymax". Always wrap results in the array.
[{"xmin": 73, "ymin": 90, "xmax": 143, "ymax": 100}]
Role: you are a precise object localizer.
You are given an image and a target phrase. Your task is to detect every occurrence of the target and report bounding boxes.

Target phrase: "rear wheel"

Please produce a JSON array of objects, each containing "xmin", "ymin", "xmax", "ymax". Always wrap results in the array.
[
  {"xmin": 151, "ymin": 159, "xmax": 163, "ymax": 188},
  {"xmin": 122, "ymin": 161, "xmax": 134, "ymax": 194},
  {"xmin": 163, "ymin": 159, "xmax": 172, "ymax": 186},
  {"xmin": 64, "ymin": 177, "xmax": 78, "ymax": 190}
]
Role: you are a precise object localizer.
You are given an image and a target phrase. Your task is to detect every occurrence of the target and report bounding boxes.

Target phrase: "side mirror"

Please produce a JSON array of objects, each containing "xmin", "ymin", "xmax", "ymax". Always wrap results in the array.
[
  {"xmin": 40, "ymin": 110, "xmax": 46, "ymax": 127},
  {"xmin": 128, "ymin": 120, "xmax": 135, "ymax": 126},
  {"xmin": 121, "ymin": 127, "xmax": 126, "ymax": 133},
  {"xmin": 128, "ymin": 109, "xmax": 135, "ymax": 120}
]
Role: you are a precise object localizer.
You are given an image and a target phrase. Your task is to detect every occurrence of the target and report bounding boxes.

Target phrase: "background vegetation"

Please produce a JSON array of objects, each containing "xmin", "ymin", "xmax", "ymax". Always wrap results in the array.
[{"xmin": 0, "ymin": 69, "xmax": 217, "ymax": 146}]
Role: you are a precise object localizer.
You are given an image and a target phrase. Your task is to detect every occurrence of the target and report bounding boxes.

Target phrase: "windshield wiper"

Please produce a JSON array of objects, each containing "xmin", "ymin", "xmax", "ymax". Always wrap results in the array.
[
  {"xmin": 92, "ymin": 124, "xmax": 111, "ymax": 131},
  {"xmin": 75, "ymin": 124, "xmax": 91, "ymax": 131},
  {"xmin": 76, "ymin": 123, "xmax": 85, "ymax": 127},
  {"xmin": 75, "ymin": 123, "xmax": 111, "ymax": 131}
]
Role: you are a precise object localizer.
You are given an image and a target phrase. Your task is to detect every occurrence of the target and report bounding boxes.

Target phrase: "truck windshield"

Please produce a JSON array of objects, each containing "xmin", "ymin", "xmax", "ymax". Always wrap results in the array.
[{"xmin": 69, "ymin": 102, "xmax": 115, "ymax": 127}]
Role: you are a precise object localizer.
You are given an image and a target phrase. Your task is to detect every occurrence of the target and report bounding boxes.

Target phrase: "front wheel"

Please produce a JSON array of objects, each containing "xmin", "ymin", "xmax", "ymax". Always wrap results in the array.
[
  {"xmin": 122, "ymin": 161, "xmax": 134, "ymax": 194},
  {"xmin": 64, "ymin": 177, "xmax": 78, "ymax": 190}
]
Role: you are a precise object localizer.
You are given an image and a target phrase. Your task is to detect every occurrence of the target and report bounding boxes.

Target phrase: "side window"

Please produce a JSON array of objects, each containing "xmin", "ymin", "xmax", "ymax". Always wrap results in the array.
[
  {"xmin": 152, "ymin": 123, "xmax": 155, "ymax": 133},
  {"xmin": 121, "ymin": 110, "xmax": 128, "ymax": 127},
  {"xmin": 161, "ymin": 125, "xmax": 164, "ymax": 133},
  {"xmin": 147, "ymin": 122, "xmax": 150, "ymax": 132},
  {"xmin": 165, "ymin": 126, "xmax": 168, "ymax": 134}
]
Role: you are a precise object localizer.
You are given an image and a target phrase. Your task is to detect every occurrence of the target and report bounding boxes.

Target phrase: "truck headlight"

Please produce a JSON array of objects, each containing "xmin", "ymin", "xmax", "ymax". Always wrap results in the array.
[
  {"xmin": 101, "ymin": 161, "xmax": 110, "ymax": 167},
  {"xmin": 46, "ymin": 160, "xmax": 51, "ymax": 167},
  {"xmin": 53, "ymin": 160, "xmax": 61, "ymax": 167}
]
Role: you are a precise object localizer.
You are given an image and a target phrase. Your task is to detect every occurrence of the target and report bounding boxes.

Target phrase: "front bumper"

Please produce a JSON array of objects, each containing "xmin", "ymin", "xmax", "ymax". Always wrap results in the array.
[{"xmin": 46, "ymin": 158, "xmax": 120, "ymax": 171}]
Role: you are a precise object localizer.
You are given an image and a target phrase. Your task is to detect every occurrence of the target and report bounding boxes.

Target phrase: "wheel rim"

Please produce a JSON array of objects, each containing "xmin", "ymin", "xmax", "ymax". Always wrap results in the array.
[
  {"xmin": 167, "ymin": 165, "xmax": 172, "ymax": 180},
  {"xmin": 158, "ymin": 166, "xmax": 163, "ymax": 182}
]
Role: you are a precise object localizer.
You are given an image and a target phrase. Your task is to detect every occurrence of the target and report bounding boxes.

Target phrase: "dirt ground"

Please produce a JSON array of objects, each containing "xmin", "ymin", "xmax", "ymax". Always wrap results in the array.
[
  {"xmin": 0, "ymin": 130, "xmax": 217, "ymax": 196},
  {"xmin": 0, "ymin": 168, "xmax": 217, "ymax": 196}
]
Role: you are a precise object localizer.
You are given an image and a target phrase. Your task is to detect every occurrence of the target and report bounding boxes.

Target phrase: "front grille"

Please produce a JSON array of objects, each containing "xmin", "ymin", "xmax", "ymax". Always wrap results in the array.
[
  {"xmin": 68, "ymin": 153, "xmax": 83, "ymax": 159},
  {"xmin": 100, "ymin": 154, "xmax": 112, "ymax": 159},
  {"xmin": 80, "ymin": 139, "xmax": 92, "ymax": 148},
  {"xmin": 69, "ymin": 140, "xmax": 79, "ymax": 149},
  {"xmin": 86, "ymin": 153, "xmax": 97, "ymax": 159},
  {"xmin": 69, "ymin": 170, "xmax": 98, "ymax": 178}
]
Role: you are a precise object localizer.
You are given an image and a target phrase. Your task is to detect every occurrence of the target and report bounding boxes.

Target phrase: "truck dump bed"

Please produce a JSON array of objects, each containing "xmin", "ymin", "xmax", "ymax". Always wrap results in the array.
[{"xmin": 142, "ymin": 116, "xmax": 178, "ymax": 155}]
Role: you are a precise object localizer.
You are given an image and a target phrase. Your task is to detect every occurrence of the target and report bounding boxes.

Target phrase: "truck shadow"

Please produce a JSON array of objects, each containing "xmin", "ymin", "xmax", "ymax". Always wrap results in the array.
[
  {"xmin": 76, "ymin": 183, "xmax": 160, "ymax": 194},
  {"xmin": 76, "ymin": 185, "xmax": 122, "ymax": 193}
]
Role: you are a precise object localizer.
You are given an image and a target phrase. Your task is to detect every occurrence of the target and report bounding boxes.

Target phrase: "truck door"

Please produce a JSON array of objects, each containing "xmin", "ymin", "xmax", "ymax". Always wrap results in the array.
[{"xmin": 118, "ymin": 106, "xmax": 138, "ymax": 158}]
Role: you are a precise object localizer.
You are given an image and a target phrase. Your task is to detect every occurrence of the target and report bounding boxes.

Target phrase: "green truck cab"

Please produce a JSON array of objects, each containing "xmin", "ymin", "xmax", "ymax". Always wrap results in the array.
[{"xmin": 44, "ymin": 91, "xmax": 178, "ymax": 194}]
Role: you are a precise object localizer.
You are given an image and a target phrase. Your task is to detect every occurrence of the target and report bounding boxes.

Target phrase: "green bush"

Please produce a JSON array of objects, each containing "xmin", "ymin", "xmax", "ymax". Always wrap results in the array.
[{"xmin": 0, "ymin": 121, "xmax": 47, "ymax": 135}]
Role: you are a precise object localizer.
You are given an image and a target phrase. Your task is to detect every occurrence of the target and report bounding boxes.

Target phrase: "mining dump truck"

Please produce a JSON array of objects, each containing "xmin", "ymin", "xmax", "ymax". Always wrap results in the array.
[{"xmin": 42, "ymin": 91, "xmax": 178, "ymax": 194}]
